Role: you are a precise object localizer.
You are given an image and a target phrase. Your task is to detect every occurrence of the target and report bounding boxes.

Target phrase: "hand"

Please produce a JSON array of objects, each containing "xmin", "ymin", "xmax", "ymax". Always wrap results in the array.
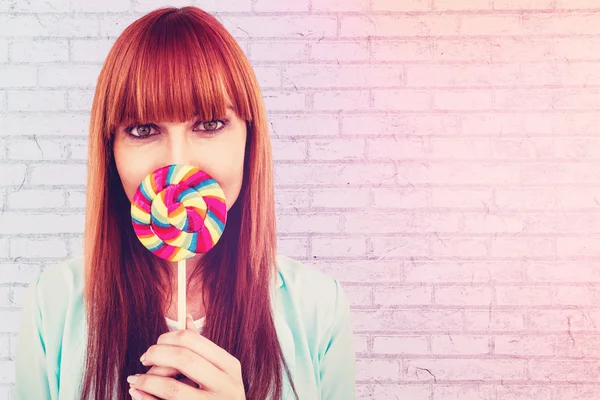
[{"xmin": 127, "ymin": 315, "xmax": 246, "ymax": 400}]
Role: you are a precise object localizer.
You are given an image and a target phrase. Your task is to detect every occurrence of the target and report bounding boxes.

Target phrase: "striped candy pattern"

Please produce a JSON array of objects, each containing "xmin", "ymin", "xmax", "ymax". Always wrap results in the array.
[{"xmin": 130, "ymin": 164, "xmax": 227, "ymax": 261}]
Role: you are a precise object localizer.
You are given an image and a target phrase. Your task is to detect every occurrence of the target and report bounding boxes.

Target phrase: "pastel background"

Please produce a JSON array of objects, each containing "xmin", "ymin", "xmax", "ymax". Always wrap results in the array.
[{"xmin": 1, "ymin": 0, "xmax": 600, "ymax": 399}]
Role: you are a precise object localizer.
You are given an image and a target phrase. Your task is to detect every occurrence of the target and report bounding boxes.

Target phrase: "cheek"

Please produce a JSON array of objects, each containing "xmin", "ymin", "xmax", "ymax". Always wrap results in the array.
[{"xmin": 113, "ymin": 147, "xmax": 150, "ymax": 203}]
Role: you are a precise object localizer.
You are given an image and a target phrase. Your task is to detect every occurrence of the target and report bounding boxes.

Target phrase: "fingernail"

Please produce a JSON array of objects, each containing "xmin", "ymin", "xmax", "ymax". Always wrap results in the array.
[
  {"xmin": 129, "ymin": 387, "xmax": 142, "ymax": 400},
  {"xmin": 126, "ymin": 375, "xmax": 137, "ymax": 384},
  {"xmin": 187, "ymin": 313, "xmax": 193, "ymax": 321},
  {"xmin": 139, "ymin": 353, "xmax": 146, "ymax": 363}
]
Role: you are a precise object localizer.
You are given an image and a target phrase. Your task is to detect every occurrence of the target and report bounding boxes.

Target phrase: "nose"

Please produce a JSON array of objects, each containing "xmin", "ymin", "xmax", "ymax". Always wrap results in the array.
[{"xmin": 164, "ymin": 124, "xmax": 195, "ymax": 167}]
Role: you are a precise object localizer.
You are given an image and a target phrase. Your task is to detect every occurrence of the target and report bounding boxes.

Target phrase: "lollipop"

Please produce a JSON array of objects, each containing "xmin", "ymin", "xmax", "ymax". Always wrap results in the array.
[{"xmin": 131, "ymin": 164, "xmax": 227, "ymax": 329}]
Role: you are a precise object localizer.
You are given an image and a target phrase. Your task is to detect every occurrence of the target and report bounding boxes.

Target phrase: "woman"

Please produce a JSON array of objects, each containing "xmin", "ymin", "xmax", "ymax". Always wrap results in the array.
[{"xmin": 13, "ymin": 6, "xmax": 356, "ymax": 400}]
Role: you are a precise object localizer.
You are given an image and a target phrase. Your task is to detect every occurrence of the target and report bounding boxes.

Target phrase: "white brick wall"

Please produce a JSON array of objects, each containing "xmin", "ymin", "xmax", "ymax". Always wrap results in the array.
[{"xmin": 3, "ymin": 0, "xmax": 600, "ymax": 399}]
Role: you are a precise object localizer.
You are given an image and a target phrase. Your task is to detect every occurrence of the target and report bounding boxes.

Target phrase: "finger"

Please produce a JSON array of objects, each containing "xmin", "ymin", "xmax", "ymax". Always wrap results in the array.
[
  {"xmin": 129, "ymin": 373, "xmax": 206, "ymax": 400},
  {"xmin": 146, "ymin": 366, "xmax": 200, "ymax": 389},
  {"xmin": 141, "ymin": 344, "xmax": 231, "ymax": 393},
  {"xmin": 156, "ymin": 329, "xmax": 242, "ymax": 380},
  {"xmin": 128, "ymin": 387, "xmax": 159, "ymax": 400}
]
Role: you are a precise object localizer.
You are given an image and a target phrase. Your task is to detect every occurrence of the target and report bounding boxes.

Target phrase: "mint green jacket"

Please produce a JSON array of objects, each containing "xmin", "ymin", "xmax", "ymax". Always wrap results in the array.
[{"xmin": 14, "ymin": 254, "xmax": 356, "ymax": 399}]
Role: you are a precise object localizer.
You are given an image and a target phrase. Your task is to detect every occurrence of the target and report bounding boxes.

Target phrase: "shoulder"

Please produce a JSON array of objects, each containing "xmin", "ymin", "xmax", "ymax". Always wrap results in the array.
[
  {"xmin": 274, "ymin": 254, "xmax": 348, "ymax": 330},
  {"xmin": 32, "ymin": 255, "xmax": 85, "ymax": 324}
]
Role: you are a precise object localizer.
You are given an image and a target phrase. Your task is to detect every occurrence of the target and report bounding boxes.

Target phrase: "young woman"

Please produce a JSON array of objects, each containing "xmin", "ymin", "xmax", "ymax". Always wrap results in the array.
[{"xmin": 13, "ymin": 6, "xmax": 356, "ymax": 400}]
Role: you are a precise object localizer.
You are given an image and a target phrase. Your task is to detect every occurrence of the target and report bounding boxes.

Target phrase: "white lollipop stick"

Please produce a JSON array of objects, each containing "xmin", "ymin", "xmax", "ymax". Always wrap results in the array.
[{"xmin": 177, "ymin": 259, "xmax": 187, "ymax": 330}]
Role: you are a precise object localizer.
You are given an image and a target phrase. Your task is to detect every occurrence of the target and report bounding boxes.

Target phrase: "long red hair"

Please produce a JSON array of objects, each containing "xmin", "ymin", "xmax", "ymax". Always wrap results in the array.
[{"xmin": 81, "ymin": 6, "xmax": 298, "ymax": 400}]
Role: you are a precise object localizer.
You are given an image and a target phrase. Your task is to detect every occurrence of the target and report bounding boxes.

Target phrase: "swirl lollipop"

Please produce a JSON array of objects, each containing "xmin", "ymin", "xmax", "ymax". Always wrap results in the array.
[{"xmin": 131, "ymin": 164, "xmax": 227, "ymax": 329}]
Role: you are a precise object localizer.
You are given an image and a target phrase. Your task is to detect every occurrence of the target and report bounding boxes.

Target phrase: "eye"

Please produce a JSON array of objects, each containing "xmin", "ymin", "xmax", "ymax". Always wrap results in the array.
[
  {"xmin": 125, "ymin": 123, "xmax": 158, "ymax": 139},
  {"xmin": 194, "ymin": 119, "xmax": 229, "ymax": 135}
]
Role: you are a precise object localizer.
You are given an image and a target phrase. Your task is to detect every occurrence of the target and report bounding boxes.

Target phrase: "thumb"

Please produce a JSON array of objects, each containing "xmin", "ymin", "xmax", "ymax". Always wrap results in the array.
[{"xmin": 186, "ymin": 314, "xmax": 196, "ymax": 331}]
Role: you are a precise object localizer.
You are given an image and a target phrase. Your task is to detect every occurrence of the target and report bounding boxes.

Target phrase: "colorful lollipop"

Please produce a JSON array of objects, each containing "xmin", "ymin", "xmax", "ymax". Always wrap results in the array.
[{"xmin": 130, "ymin": 164, "xmax": 227, "ymax": 329}]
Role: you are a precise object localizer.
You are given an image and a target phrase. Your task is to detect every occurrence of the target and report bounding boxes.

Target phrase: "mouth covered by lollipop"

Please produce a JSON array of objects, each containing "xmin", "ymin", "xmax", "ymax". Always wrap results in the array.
[{"xmin": 130, "ymin": 164, "xmax": 227, "ymax": 262}]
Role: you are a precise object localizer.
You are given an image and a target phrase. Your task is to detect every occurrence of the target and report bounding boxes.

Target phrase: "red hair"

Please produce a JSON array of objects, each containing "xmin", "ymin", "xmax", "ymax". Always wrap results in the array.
[{"xmin": 81, "ymin": 6, "xmax": 298, "ymax": 400}]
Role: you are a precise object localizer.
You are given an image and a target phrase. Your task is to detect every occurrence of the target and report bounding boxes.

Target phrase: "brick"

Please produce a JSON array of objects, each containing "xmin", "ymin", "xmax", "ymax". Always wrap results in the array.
[
  {"xmin": 67, "ymin": 90, "xmax": 94, "ymax": 111},
  {"xmin": 0, "ymin": 114, "xmax": 89, "ymax": 136},
  {"xmin": 0, "ymin": 66, "xmax": 36, "ymax": 88},
  {"xmin": 429, "ymin": 138, "xmax": 490, "ymax": 159},
  {"xmin": 274, "ymin": 189, "xmax": 310, "ymax": 210},
  {"xmin": 7, "ymin": 189, "xmax": 65, "ymax": 209},
  {"xmin": 528, "ymin": 310, "xmax": 600, "ymax": 332},
  {"xmin": 0, "ymin": 239, "xmax": 7, "ymax": 258},
  {"xmin": 370, "ymin": 236, "xmax": 429, "ymax": 257},
  {"xmin": 374, "ymin": 89, "xmax": 430, "ymax": 111},
  {"xmin": 10, "ymin": 238, "xmax": 69, "ymax": 258},
  {"xmin": 463, "ymin": 214, "xmax": 525, "ymax": 234},
  {"xmin": 461, "ymin": 113, "xmax": 556, "ymax": 136},
  {"xmin": 66, "ymin": 191, "xmax": 86, "ymax": 208},
  {"xmin": 373, "ymin": 385, "xmax": 431, "ymax": 399},
  {"xmin": 276, "ymin": 237, "xmax": 308, "ymax": 259},
  {"xmin": 554, "ymin": 89, "xmax": 600, "ymax": 110},
  {"xmin": 39, "ymin": 66, "xmax": 101, "ymax": 88},
  {"xmin": 311, "ymin": 236, "xmax": 367, "ymax": 257},
  {"xmin": 269, "ymin": 115, "xmax": 339, "ymax": 137},
  {"xmin": 353, "ymin": 309, "xmax": 463, "ymax": 331},
  {"xmin": 527, "ymin": 262, "xmax": 600, "ymax": 283},
  {"xmin": 0, "ymin": 311, "xmax": 21, "ymax": 334},
  {"xmin": 435, "ymin": 0, "xmax": 490, "ymax": 10},
  {"xmin": 490, "ymin": 237, "xmax": 553, "ymax": 257},
  {"xmin": 30, "ymin": 164, "xmax": 86, "ymax": 186},
  {"xmin": 404, "ymin": 358, "xmax": 528, "ymax": 380},
  {"xmin": 11, "ymin": 286, "xmax": 29, "ymax": 308},
  {"xmin": 7, "ymin": 90, "xmax": 65, "ymax": 112},
  {"xmin": 405, "ymin": 261, "xmax": 524, "ymax": 283},
  {"xmin": 0, "ymin": 337, "xmax": 8, "ymax": 358},
  {"xmin": 0, "ymin": 15, "xmax": 98, "ymax": 38},
  {"xmin": 556, "ymin": 187, "xmax": 600, "ymax": 209},
  {"xmin": 431, "ymin": 335, "xmax": 490, "ymax": 354},
  {"xmin": 312, "ymin": 188, "xmax": 369, "ymax": 208},
  {"xmin": 253, "ymin": 66, "xmax": 281, "ymax": 88},
  {"xmin": 340, "ymin": 15, "xmax": 458, "ymax": 37},
  {"xmin": 283, "ymin": 65, "xmax": 403, "ymax": 88},
  {"xmin": 371, "ymin": 187, "xmax": 426, "ymax": 209},
  {"xmin": 0, "ymin": 360, "xmax": 15, "ymax": 383},
  {"xmin": 0, "ymin": 165, "xmax": 26, "ymax": 186},
  {"xmin": 373, "ymin": 335, "xmax": 428, "ymax": 355},
  {"xmin": 366, "ymin": 137, "xmax": 428, "ymax": 159},
  {"xmin": 495, "ymin": 335, "xmax": 555, "ymax": 356},
  {"xmin": 527, "ymin": 213, "xmax": 600, "ymax": 234},
  {"xmin": 406, "ymin": 64, "xmax": 520, "ymax": 86},
  {"xmin": 250, "ymin": 42, "xmax": 306, "ymax": 62},
  {"xmin": 354, "ymin": 335, "xmax": 368, "ymax": 353},
  {"xmin": 71, "ymin": 39, "xmax": 114, "ymax": 62},
  {"xmin": 72, "ymin": 0, "xmax": 130, "ymax": 11},
  {"xmin": 435, "ymin": 90, "xmax": 492, "ymax": 110},
  {"xmin": 494, "ymin": 0, "xmax": 553, "ymax": 8},
  {"xmin": 497, "ymin": 286, "xmax": 554, "ymax": 306},
  {"xmin": 373, "ymin": 0, "xmax": 431, "ymax": 10},
  {"xmin": 435, "ymin": 286, "xmax": 493, "ymax": 306},
  {"xmin": 133, "ymin": 0, "xmax": 212, "ymax": 12},
  {"xmin": 491, "ymin": 38, "xmax": 553, "ymax": 62},
  {"xmin": 556, "ymin": 335, "xmax": 600, "ymax": 358},
  {"xmin": 373, "ymin": 286, "xmax": 432, "ymax": 306},
  {"xmin": 496, "ymin": 188, "xmax": 556, "ymax": 210},
  {"xmin": 343, "ymin": 114, "xmax": 459, "ymax": 136},
  {"xmin": 309, "ymin": 259, "xmax": 401, "ymax": 283},
  {"xmin": 10, "ymin": 0, "xmax": 70, "ymax": 12},
  {"xmin": 271, "ymin": 138, "xmax": 307, "ymax": 161},
  {"xmin": 428, "ymin": 162, "xmax": 520, "ymax": 185},
  {"xmin": 0, "ymin": 288, "xmax": 9, "ymax": 308},
  {"xmin": 69, "ymin": 236, "xmax": 83, "ymax": 256},
  {"xmin": 273, "ymin": 163, "xmax": 395, "ymax": 186},
  {"xmin": 343, "ymin": 285, "xmax": 372, "ymax": 307},
  {"xmin": 69, "ymin": 142, "xmax": 88, "ymax": 160},
  {"xmin": 434, "ymin": 385, "xmax": 496, "ymax": 400},
  {"xmin": 554, "ymin": 287, "xmax": 600, "ymax": 306},
  {"xmin": 309, "ymin": 139, "xmax": 364, "ymax": 160},
  {"xmin": 556, "ymin": 0, "xmax": 600, "ymax": 7},
  {"xmin": 465, "ymin": 310, "xmax": 526, "ymax": 331},
  {"xmin": 8, "ymin": 138, "xmax": 69, "ymax": 161},
  {"xmin": 430, "ymin": 188, "xmax": 492, "ymax": 209},
  {"xmin": 522, "ymin": 162, "xmax": 600, "ymax": 185},
  {"xmin": 357, "ymin": 359, "xmax": 400, "ymax": 380},
  {"xmin": 262, "ymin": 91, "xmax": 306, "ymax": 111},
  {"xmin": 312, "ymin": 0, "xmax": 369, "ymax": 11},
  {"xmin": 312, "ymin": 90, "xmax": 369, "ymax": 111},
  {"xmin": 496, "ymin": 385, "xmax": 553, "ymax": 400},
  {"xmin": 461, "ymin": 15, "xmax": 522, "ymax": 35},
  {"xmin": 522, "ymin": 14, "xmax": 600, "ymax": 35},
  {"xmin": 491, "ymin": 138, "xmax": 554, "ymax": 159},
  {"xmin": 253, "ymin": 0, "xmax": 309, "ymax": 12},
  {"xmin": 530, "ymin": 360, "xmax": 600, "ymax": 381},
  {"xmin": 373, "ymin": 40, "xmax": 432, "ymax": 62},
  {"xmin": 218, "ymin": 16, "xmax": 337, "ymax": 38},
  {"xmin": 0, "ymin": 213, "xmax": 84, "ymax": 234},
  {"xmin": 276, "ymin": 213, "xmax": 341, "ymax": 234},
  {"xmin": 310, "ymin": 41, "xmax": 369, "ymax": 62},
  {"xmin": 10, "ymin": 40, "xmax": 69, "ymax": 62},
  {"xmin": 347, "ymin": 212, "xmax": 461, "ymax": 234},
  {"xmin": 431, "ymin": 237, "xmax": 488, "ymax": 257},
  {"xmin": 433, "ymin": 39, "xmax": 491, "ymax": 61}
]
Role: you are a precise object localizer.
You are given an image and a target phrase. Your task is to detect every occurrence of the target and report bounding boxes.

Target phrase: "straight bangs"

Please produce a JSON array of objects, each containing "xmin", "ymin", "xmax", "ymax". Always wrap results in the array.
[{"xmin": 102, "ymin": 8, "xmax": 253, "ymax": 141}]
